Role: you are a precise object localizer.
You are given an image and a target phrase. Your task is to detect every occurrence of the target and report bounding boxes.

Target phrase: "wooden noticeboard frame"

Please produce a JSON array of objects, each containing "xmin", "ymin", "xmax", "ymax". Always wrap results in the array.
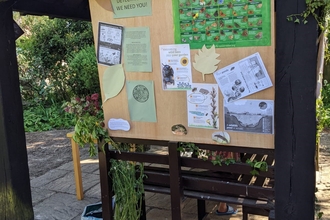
[{"xmin": 88, "ymin": 0, "xmax": 275, "ymax": 149}]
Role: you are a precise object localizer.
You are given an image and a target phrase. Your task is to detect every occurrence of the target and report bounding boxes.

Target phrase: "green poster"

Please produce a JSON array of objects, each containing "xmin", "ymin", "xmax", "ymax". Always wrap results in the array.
[
  {"xmin": 172, "ymin": 0, "xmax": 271, "ymax": 49},
  {"xmin": 111, "ymin": 0, "xmax": 152, "ymax": 18},
  {"xmin": 123, "ymin": 27, "xmax": 152, "ymax": 72},
  {"xmin": 126, "ymin": 81, "xmax": 157, "ymax": 122}
]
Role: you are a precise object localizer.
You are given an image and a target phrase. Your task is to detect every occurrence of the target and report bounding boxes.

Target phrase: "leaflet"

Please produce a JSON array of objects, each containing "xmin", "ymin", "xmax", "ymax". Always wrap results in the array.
[
  {"xmin": 213, "ymin": 52, "xmax": 272, "ymax": 103},
  {"xmin": 159, "ymin": 44, "xmax": 193, "ymax": 90},
  {"xmin": 187, "ymin": 83, "xmax": 219, "ymax": 129}
]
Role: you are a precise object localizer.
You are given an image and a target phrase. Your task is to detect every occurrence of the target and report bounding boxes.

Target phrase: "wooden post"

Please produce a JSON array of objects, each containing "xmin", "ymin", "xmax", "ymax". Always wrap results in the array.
[
  {"xmin": 0, "ymin": 1, "xmax": 34, "ymax": 219},
  {"xmin": 275, "ymin": 0, "xmax": 317, "ymax": 219},
  {"xmin": 168, "ymin": 141, "xmax": 184, "ymax": 220},
  {"xmin": 98, "ymin": 143, "xmax": 114, "ymax": 219}
]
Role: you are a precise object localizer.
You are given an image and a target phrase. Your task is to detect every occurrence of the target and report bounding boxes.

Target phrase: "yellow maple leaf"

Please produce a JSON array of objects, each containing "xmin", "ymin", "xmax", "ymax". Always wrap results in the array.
[{"xmin": 193, "ymin": 45, "xmax": 220, "ymax": 81}]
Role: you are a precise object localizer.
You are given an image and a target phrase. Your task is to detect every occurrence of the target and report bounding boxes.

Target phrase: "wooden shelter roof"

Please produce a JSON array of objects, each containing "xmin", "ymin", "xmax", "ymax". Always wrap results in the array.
[{"xmin": 12, "ymin": 0, "xmax": 91, "ymax": 20}]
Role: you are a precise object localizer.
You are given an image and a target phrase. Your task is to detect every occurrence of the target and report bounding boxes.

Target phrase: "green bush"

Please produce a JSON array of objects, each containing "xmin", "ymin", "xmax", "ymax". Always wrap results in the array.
[
  {"xmin": 16, "ymin": 16, "xmax": 94, "ymax": 105},
  {"xmin": 320, "ymin": 80, "xmax": 330, "ymax": 130},
  {"xmin": 67, "ymin": 45, "xmax": 100, "ymax": 97}
]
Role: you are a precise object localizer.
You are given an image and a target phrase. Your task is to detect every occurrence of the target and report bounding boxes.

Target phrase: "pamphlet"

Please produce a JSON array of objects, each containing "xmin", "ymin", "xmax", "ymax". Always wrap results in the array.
[{"xmin": 213, "ymin": 52, "xmax": 272, "ymax": 103}]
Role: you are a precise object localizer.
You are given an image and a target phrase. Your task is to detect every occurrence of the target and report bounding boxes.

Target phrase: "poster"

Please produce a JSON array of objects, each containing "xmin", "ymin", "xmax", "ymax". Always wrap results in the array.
[
  {"xmin": 123, "ymin": 27, "xmax": 152, "ymax": 72},
  {"xmin": 187, "ymin": 83, "xmax": 219, "ymax": 129},
  {"xmin": 213, "ymin": 52, "xmax": 272, "ymax": 103},
  {"xmin": 126, "ymin": 81, "xmax": 157, "ymax": 122},
  {"xmin": 224, "ymin": 99, "xmax": 274, "ymax": 134},
  {"xmin": 172, "ymin": 0, "xmax": 271, "ymax": 49},
  {"xmin": 159, "ymin": 44, "xmax": 193, "ymax": 90},
  {"xmin": 111, "ymin": 0, "xmax": 152, "ymax": 18},
  {"xmin": 97, "ymin": 22, "xmax": 123, "ymax": 66}
]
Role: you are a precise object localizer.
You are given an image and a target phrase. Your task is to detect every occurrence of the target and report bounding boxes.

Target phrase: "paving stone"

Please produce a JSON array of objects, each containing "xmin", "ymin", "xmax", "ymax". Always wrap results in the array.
[
  {"xmin": 57, "ymin": 159, "xmax": 99, "ymax": 174},
  {"xmin": 31, "ymin": 188, "xmax": 56, "ymax": 206},
  {"xmin": 57, "ymin": 161, "xmax": 74, "ymax": 171},
  {"xmin": 33, "ymin": 193, "xmax": 99, "ymax": 220},
  {"xmin": 182, "ymin": 197, "xmax": 197, "ymax": 214},
  {"xmin": 146, "ymin": 208, "xmax": 197, "ymax": 220},
  {"xmin": 84, "ymin": 183, "xmax": 101, "ymax": 198},
  {"xmin": 41, "ymin": 172, "xmax": 100, "ymax": 195},
  {"xmin": 145, "ymin": 193, "xmax": 171, "ymax": 209},
  {"xmin": 80, "ymin": 158, "xmax": 99, "ymax": 173},
  {"xmin": 30, "ymin": 169, "xmax": 69, "ymax": 188}
]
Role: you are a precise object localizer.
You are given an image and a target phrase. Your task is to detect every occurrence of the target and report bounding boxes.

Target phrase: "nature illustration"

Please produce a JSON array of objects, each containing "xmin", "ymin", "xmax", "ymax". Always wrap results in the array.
[
  {"xmin": 224, "ymin": 100, "xmax": 273, "ymax": 134},
  {"xmin": 210, "ymin": 87, "xmax": 218, "ymax": 129}
]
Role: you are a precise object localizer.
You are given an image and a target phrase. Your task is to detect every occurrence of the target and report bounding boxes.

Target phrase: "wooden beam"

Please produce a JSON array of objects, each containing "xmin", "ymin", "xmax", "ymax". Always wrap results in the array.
[
  {"xmin": 275, "ymin": 0, "xmax": 317, "ymax": 219},
  {"xmin": 12, "ymin": 0, "xmax": 91, "ymax": 21},
  {"xmin": 0, "ymin": 1, "xmax": 34, "ymax": 219}
]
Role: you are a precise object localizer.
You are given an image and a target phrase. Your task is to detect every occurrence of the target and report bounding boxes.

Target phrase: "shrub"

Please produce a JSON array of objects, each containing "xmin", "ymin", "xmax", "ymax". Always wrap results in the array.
[{"xmin": 67, "ymin": 45, "xmax": 100, "ymax": 97}]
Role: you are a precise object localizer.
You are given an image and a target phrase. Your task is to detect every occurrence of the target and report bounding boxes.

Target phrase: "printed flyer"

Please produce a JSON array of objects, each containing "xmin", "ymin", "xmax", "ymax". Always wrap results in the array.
[
  {"xmin": 123, "ymin": 27, "xmax": 152, "ymax": 72},
  {"xmin": 97, "ymin": 22, "xmax": 123, "ymax": 66},
  {"xmin": 187, "ymin": 83, "xmax": 219, "ymax": 129},
  {"xmin": 224, "ymin": 99, "xmax": 274, "ymax": 134},
  {"xmin": 213, "ymin": 52, "xmax": 272, "ymax": 103},
  {"xmin": 172, "ymin": 0, "xmax": 271, "ymax": 49},
  {"xmin": 159, "ymin": 44, "xmax": 193, "ymax": 90}
]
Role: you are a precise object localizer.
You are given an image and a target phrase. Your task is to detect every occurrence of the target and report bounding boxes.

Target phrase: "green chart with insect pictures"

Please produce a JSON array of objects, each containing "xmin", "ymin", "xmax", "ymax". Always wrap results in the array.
[{"xmin": 172, "ymin": 0, "xmax": 271, "ymax": 49}]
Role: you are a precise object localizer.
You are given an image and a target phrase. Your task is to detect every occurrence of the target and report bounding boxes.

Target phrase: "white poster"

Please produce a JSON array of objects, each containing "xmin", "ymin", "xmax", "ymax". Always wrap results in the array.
[
  {"xmin": 159, "ymin": 44, "xmax": 193, "ymax": 90},
  {"xmin": 213, "ymin": 52, "xmax": 272, "ymax": 103},
  {"xmin": 187, "ymin": 83, "xmax": 219, "ymax": 129},
  {"xmin": 224, "ymin": 99, "xmax": 274, "ymax": 134}
]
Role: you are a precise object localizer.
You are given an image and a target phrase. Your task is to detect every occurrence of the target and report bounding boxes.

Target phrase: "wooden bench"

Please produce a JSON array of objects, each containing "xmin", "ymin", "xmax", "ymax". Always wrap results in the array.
[{"xmin": 98, "ymin": 138, "xmax": 275, "ymax": 220}]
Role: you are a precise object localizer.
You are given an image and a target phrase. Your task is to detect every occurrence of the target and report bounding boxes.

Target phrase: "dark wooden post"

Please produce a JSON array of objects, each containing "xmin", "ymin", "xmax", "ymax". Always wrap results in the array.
[
  {"xmin": 275, "ymin": 0, "xmax": 318, "ymax": 219},
  {"xmin": 98, "ymin": 143, "xmax": 114, "ymax": 220},
  {"xmin": 0, "ymin": 1, "xmax": 34, "ymax": 219},
  {"xmin": 168, "ymin": 141, "xmax": 184, "ymax": 220}
]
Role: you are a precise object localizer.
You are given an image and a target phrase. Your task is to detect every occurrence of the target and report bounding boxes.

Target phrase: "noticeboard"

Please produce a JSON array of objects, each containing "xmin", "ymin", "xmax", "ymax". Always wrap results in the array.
[{"xmin": 89, "ymin": 0, "xmax": 275, "ymax": 149}]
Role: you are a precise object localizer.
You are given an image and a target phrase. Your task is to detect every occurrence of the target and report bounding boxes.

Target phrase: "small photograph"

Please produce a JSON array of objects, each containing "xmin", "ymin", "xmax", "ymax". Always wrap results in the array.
[
  {"xmin": 161, "ymin": 64, "xmax": 175, "ymax": 89},
  {"xmin": 223, "ymin": 79, "xmax": 246, "ymax": 102}
]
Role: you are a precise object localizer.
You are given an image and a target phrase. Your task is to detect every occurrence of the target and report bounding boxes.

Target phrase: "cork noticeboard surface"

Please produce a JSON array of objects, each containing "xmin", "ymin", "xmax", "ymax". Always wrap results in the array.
[{"xmin": 88, "ymin": 0, "xmax": 275, "ymax": 149}]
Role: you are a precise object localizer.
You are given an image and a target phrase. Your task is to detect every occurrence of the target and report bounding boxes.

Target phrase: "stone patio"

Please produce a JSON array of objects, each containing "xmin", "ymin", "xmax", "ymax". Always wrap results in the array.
[{"xmin": 30, "ymin": 146, "xmax": 269, "ymax": 220}]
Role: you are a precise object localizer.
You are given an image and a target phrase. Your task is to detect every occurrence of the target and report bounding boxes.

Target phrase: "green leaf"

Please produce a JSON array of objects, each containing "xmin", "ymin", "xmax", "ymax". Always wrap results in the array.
[
  {"xmin": 294, "ymin": 18, "xmax": 300, "ymax": 23},
  {"xmin": 250, "ymin": 169, "xmax": 259, "ymax": 176}
]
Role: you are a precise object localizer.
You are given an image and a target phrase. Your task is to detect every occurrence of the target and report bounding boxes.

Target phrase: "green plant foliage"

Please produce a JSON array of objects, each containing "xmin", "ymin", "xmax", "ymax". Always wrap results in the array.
[
  {"xmin": 110, "ymin": 160, "xmax": 145, "ymax": 220},
  {"xmin": 178, "ymin": 142, "xmax": 238, "ymax": 166},
  {"xmin": 319, "ymin": 80, "xmax": 330, "ymax": 131},
  {"xmin": 67, "ymin": 45, "xmax": 100, "ymax": 97},
  {"xmin": 73, "ymin": 114, "xmax": 109, "ymax": 156},
  {"xmin": 286, "ymin": 0, "xmax": 330, "ymax": 27},
  {"xmin": 15, "ymin": 15, "xmax": 94, "ymax": 105},
  {"xmin": 63, "ymin": 93, "xmax": 110, "ymax": 156},
  {"xmin": 23, "ymin": 103, "xmax": 75, "ymax": 132},
  {"xmin": 246, "ymin": 158, "xmax": 268, "ymax": 176}
]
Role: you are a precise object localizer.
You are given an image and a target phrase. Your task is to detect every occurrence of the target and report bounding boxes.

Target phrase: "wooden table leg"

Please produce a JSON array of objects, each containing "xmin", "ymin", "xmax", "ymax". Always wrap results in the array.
[{"xmin": 67, "ymin": 133, "xmax": 84, "ymax": 200}]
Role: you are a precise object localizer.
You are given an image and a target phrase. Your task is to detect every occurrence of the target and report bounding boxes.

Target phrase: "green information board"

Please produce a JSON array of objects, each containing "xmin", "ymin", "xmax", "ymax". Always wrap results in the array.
[{"xmin": 172, "ymin": 0, "xmax": 271, "ymax": 49}]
